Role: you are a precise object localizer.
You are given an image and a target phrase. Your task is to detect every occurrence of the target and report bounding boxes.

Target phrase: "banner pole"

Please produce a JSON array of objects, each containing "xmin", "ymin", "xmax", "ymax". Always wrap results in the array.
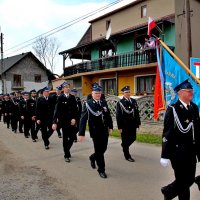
[{"xmin": 158, "ymin": 38, "xmax": 200, "ymax": 85}]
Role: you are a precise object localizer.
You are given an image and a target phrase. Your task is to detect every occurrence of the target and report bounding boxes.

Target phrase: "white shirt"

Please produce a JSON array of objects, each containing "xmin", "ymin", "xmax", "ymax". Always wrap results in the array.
[{"xmin": 179, "ymin": 99, "xmax": 190, "ymax": 110}]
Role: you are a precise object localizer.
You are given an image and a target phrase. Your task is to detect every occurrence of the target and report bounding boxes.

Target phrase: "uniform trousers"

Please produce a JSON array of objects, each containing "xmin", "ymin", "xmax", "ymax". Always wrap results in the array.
[
  {"xmin": 35, "ymin": 123, "xmax": 41, "ymax": 137},
  {"xmin": 56, "ymin": 121, "xmax": 62, "ymax": 137},
  {"xmin": 23, "ymin": 118, "xmax": 36, "ymax": 139},
  {"xmin": 40, "ymin": 120, "xmax": 54, "ymax": 146},
  {"xmin": 62, "ymin": 125, "xmax": 76, "ymax": 158},
  {"xmin": 163, "ymin": 145, "xmax": 196, "ymax": 200},
  {"xmin": 90, "ymin": 133, "xmax": 108, "ymax": 173},
  {"xmin": 11, "ymin": 114, "xmax": 18, "ymax": 132},
  {"xmin": 18, "ymin": 117, "xmax": 24, "ymax": 132},
  {"xmin": 4, "ymin": 114, "xmax": 11, "ymax": 128},
  {"xmin": 121, "ymin": 128, "xmax": 136, "ymax": 159}
]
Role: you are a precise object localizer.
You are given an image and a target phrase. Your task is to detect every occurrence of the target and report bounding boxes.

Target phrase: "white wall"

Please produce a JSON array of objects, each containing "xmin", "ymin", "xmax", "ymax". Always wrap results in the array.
[{"xmin": 4, "ymin": 80, "xmax": 48, "ymax": 93}]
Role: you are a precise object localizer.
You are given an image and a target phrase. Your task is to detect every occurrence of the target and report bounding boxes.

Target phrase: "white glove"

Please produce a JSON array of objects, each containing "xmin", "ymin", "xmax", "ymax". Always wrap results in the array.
[{"xmin": 160, "ymin": 158, "xmax": 170, "ymax": 167}]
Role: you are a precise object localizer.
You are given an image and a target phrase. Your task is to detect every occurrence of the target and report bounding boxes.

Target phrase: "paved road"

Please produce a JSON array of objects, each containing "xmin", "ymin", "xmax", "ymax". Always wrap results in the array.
[{"xmin": 0, "ymin": 122, "xmax": 199, "ymax": 200}]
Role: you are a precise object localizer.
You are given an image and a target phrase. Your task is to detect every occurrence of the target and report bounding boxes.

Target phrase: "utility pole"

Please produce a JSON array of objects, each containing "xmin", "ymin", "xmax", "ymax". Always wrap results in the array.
[
  {"xmin": 185, "ymin": 0, "xmax": 192, "ymax": 68},
  {"xmin": 0, "ymin": 31, "xmax": 4, "ymax": 94}
]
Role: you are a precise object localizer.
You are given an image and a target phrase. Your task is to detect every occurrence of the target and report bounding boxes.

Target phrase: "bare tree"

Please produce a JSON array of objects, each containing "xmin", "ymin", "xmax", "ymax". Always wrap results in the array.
[{"xmin": 32, "ymin": 36, "xmax": 60, "ymax": 73}]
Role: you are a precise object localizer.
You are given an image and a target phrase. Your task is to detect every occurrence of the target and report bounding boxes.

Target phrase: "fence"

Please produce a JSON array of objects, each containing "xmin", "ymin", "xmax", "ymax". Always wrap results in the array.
[{"xmin": 81, "ymin": 95, "xmax": 164, "ymax": 121}]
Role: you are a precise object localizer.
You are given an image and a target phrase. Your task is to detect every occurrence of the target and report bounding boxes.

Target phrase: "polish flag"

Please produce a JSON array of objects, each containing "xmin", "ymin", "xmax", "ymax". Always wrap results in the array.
[{"xmin": 148, "ymin": 17, "xmax": 157, "ymax": 36}]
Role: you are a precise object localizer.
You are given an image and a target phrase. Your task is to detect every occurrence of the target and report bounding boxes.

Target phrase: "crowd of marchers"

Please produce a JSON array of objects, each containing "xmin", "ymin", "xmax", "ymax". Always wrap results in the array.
[
  {"xmin": 0, "ymin": 79, "xmax": 200, "ymax": 200},
  {"xmin": 0, "ymin": 82, "xmax": 141, "ymax": 179}
]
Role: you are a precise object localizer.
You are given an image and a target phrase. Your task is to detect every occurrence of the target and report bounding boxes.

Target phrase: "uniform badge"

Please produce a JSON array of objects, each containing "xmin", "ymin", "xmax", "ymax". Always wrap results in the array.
[
  {"xmin": 180, "ymin": 104, "xmax": 184, "ymax": 109},
  {"xmin": 162, "ymin": 137, "xmax": 167, "ymax": 143}
]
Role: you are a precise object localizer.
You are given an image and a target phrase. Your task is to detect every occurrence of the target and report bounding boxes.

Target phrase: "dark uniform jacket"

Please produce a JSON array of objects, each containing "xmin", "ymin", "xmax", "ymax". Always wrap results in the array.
[
  {"xmin": 2, "ymin": 100, "xmax": 12, "ymax": 114},
  {"xmin": 36, "ymin": 96, "xmax": 55, "ymax": 122},
  {"xmin": 161, "ymin": 100, "xmax": 200, "ymax": 162},
  {"xmin": 19, "ymin": 99, "xmax": 36, "ymax": 119},
  {"xmin": 116, "ymin": 97, "xmax": 141, "ymax": 130},
  {"xmin": 53, "ymin": 93, "xmax": 78, "ymax": 125},
  {"xmin": 79, "ymin": 98, "xmax": 113, "ymax": 138},
  {"xmin": 10, "ymin": 98, "xmax": 20, "ymax": 114}
]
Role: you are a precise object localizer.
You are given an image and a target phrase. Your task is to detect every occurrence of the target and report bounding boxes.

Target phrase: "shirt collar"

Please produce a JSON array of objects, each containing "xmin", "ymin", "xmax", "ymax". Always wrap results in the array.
[
  {"xmin": 179, "ymin": 99, "xmax": 190, "ymax": 109},
  {"xmin": 64, "ymin": 93, "xmax": 69, "ymax": 98}
]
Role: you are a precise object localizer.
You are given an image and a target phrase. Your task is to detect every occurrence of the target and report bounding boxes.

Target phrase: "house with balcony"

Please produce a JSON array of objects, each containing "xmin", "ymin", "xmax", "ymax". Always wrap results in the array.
[{"xmin": 59, "ymin": 0, "xmax": 176, "ymax": 97}]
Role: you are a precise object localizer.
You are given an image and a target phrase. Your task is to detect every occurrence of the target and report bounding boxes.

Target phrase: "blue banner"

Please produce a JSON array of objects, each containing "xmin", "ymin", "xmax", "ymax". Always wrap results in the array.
[{"xmin": 161, "ymin": 48, "xmax": 200, "ymax": 109}]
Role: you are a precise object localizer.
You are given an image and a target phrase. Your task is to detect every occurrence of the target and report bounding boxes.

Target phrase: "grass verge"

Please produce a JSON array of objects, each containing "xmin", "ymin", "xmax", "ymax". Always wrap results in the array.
[{"xmin": 111, "ymin": 129, "xmax": 162, "ymax": 145}]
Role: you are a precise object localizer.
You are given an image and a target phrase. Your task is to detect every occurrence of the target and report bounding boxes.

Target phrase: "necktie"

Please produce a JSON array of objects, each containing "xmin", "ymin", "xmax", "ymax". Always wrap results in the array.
[{"xmin": 187, "ymin": 105, "xmax": 190, "ymax": 111}]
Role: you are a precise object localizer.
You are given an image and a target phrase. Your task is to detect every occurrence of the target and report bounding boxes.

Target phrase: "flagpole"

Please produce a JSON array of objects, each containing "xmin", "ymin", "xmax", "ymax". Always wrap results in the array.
[{"xmin": 159, "ymin": 38, "xmax": 200, "ymax": 85}]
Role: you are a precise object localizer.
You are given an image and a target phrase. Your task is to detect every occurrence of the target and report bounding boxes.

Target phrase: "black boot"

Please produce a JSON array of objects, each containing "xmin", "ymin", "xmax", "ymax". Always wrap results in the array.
[{"xmin": 161, "ymin": 187, "xmax": 172, "ymax": 200}]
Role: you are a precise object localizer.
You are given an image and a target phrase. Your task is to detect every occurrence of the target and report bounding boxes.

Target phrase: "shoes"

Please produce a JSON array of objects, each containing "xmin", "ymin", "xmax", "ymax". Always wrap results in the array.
[
  {"xmin": 161, "ymin": 187, "xmax": 172, "ymax": 200},
  {"xmin": 195, "ymin": 176, "xmax": 200, "ymax": 191},
  {"xmin": 89, "ymin": 156, "xmax": 96, "ymax": 169},
  {"xmin": 98, "ymin": 172, "xmax": 107, "ymax": 179},
  {"xmin": 25, "ymin": 136, "xmax": 29, "ymax": 138},
  {"xmin": 45, "ymin": 146, "xmax": 49, "ymax": 150},
  {"xmin": 32, "ymin": 139, "xmax": 37, "ymax": 142},
  {"xmin": 65, "ymin": 158, "xmax": 70, "ymax": 163},
  {"xmin": 19, "ymin": 130, "xmax": 24, "ymax": 133},
  {"xmin": 74, "ymin": 140, "xmax": 77, "ymax": 143},
  {"xmin": 58, "ymin": 135, "xmax": 62, "ymax": 138},
  {"xmin": 35, "ymin": 136, "xmax": 38, "ymax": 139},
  {"xmin": 126, "ymin": 157, "xmax": 135, "ymax": 162}
]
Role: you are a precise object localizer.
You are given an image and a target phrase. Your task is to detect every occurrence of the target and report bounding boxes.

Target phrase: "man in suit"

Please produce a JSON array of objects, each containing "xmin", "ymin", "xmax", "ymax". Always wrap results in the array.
[
  {"xmin": 78, "ymin": 84, "xmax": 113, "ymax": 178},
  {"xmin": 36, "ymin": 87, "xmax": 55, "ymax": 149},
  {"xmin": 71, "ymin": 88, "xmax": 82, "ymax": 142},
  {"xmin": 116, "ymin": 86, "xmax": 141, "ymax": 162},
  {"xmin": 52, "ymin": 85, "xmax": 63, "ymax": 138},
  {"xmin": 52, "ymin": 82, "xmax": 78, "ymax": 162},
  {"xmin": 160, "ymin": 79, "xmax": 200, "ymax": 200},
  {"xmin": 19, "ymin": 91, "xmax": 37, "ymax": 141},
  {"xmin": 9, "ymin": 92, "xmax": 20, "ymax": 133},
  {"xmin": 35, "ymin": 89, "xmax": 43, "ymax": 138},
  {"xmin": 16, "ymin": 90, "xmax": 24, "ymax": 133},
  {"xmin": 2, "ymin": 94, "xmax": 12, "ymax": 129}
]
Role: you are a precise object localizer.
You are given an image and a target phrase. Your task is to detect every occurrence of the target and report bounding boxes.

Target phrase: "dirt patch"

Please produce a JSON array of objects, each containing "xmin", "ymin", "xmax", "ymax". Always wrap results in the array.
[{"xmin": 0, "ymin": 140, "xmax": 74, "ymax": 200}]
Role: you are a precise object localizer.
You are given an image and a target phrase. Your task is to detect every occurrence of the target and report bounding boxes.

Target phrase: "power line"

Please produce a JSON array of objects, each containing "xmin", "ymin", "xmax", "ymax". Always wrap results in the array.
[{"xmin": 4, "ymin": 0, "xmax": 124, "ymax": 56}]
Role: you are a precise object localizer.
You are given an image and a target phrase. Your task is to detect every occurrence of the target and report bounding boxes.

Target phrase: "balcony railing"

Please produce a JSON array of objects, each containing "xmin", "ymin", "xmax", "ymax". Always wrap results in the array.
[{"xmin": 64, "ymin": 47, "xmax": 173, "ymax": 76}]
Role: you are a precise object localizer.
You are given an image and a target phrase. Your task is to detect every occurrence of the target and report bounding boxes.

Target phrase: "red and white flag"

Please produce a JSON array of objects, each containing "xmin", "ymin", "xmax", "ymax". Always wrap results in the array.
[{"xmin": 147, "ymin": 17, "xmax": 157, "ymax": 36}]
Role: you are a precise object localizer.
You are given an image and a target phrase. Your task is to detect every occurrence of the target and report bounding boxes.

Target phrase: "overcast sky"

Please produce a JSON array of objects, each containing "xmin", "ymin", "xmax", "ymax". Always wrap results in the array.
[{"xmin": 0, "ymin": 0, "xmax": 134, "ymax": 75}]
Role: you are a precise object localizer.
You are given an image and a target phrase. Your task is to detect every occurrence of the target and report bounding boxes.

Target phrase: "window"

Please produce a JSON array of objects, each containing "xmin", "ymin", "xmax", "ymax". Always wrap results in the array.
[
  {"xmin": 101, "ymin": 78, "xmax": 116, "ymax": 95},
  {"xmin": 141, "ymin": 5, "xmax": 147, "ymax": 18},
  {"xmin": 100, "ymin": 45, "xmax": 115, "ymax": 58},
  {"xmin": 13, "ymin": 74, "xmax": 22, "ymax": 87},
  {"xmin": 34, "ymin": 74, "xmax": 41, "ymax": 83},
  {"xmin": 136, "ymin": 75, "xmax": 155, "ymax": 95}
]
